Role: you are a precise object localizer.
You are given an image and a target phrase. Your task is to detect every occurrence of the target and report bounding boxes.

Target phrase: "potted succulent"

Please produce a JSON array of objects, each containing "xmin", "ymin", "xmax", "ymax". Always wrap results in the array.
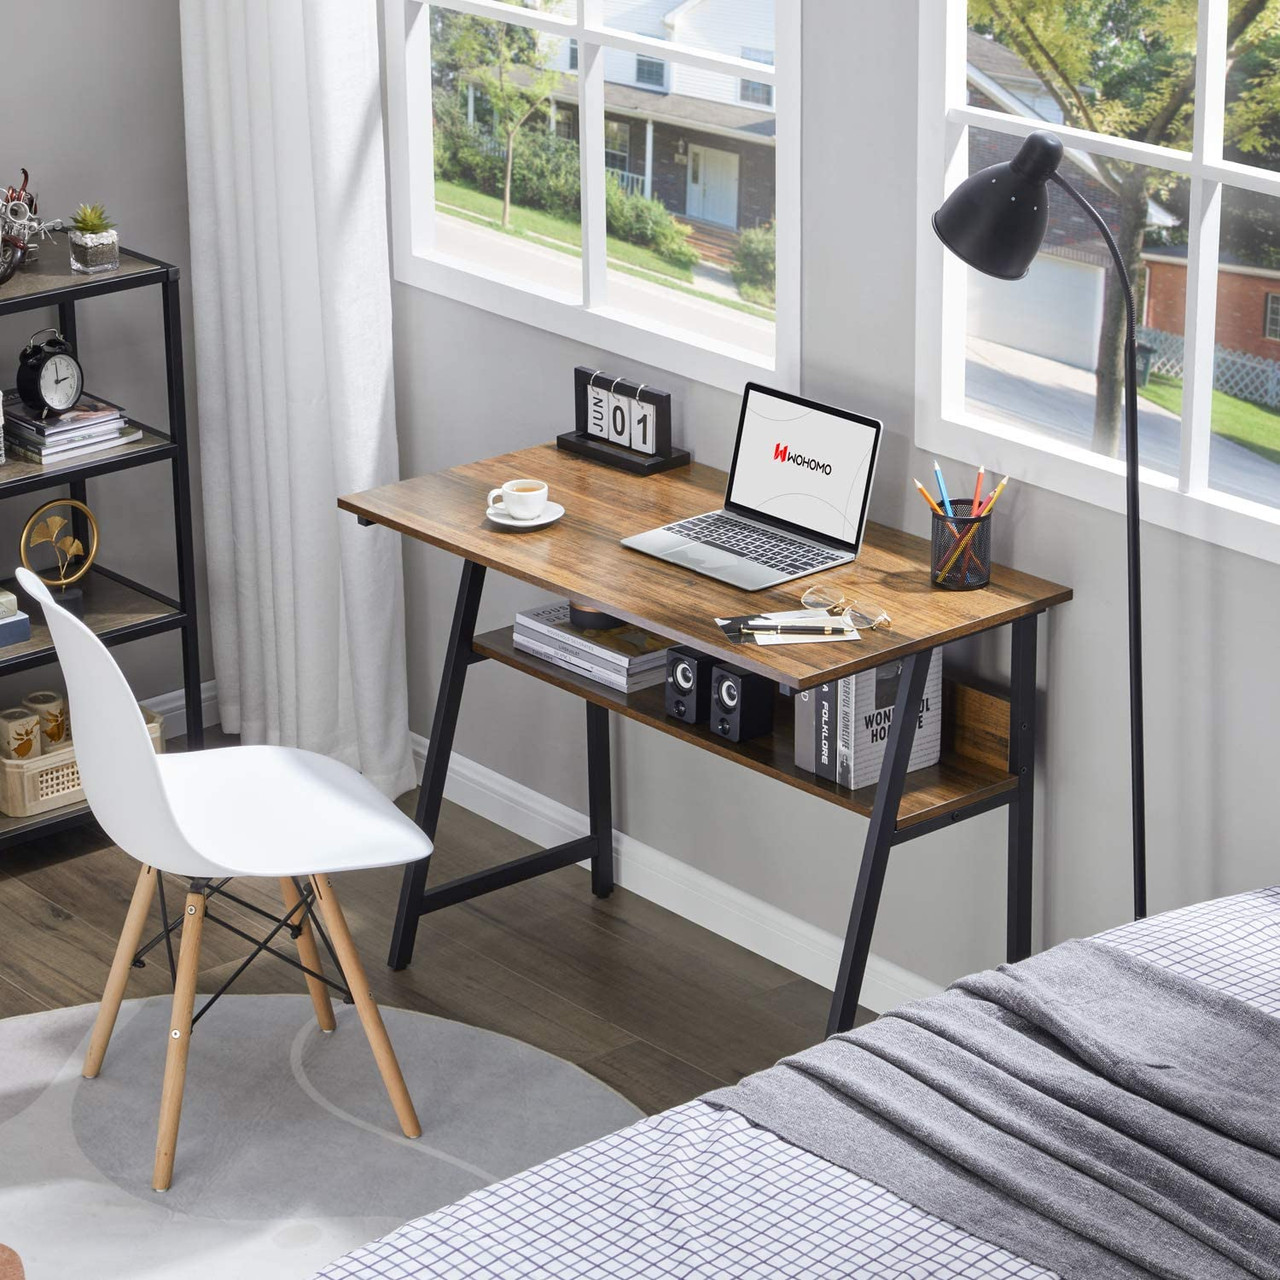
[{"xmin": 67, "ymin": 203, "xmax": 118, "ymax": 274}]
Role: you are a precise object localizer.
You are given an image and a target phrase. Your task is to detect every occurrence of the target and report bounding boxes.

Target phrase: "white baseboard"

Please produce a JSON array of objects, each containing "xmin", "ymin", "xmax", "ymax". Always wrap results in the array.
[
  {"xmin": 142, "ymin": 681, "xmax": 220, "ymax": 741},
  {"xmin": 411, "ymin": 733, "xmax": 940, "ymax": 1015}
]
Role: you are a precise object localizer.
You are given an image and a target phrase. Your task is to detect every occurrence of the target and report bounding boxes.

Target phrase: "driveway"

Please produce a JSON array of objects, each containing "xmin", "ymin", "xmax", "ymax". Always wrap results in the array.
[
  {"xmin": 966, "ymin": 336, "xmax": 1280, "ymax": 508},
  {"xmin": 435, "ymin": 213, "xmax": 774, "ymax": 360}
]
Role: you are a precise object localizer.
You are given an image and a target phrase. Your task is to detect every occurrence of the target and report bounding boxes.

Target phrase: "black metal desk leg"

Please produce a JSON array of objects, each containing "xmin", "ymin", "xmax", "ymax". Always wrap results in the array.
[
  {"xmin": 826, "ymin": 651, "xmax": 931, "ymax": 1037},
  {"xmin": 586, "ymin": 702, "xmax": 615, "ymax": 897},
  {"xmin": 388, "ymin": 559, "xmax": 486, "ymax": 970},
  {"xmin": 1006, "ymin": 614, "xmax": 1038, "ymax": 963}
]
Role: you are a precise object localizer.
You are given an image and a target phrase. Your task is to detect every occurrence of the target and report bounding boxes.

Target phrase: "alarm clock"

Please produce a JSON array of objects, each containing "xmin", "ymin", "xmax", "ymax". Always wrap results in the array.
[{"xmin": 16, "ymin": 327, "xmax": 84, "ymax": 416}]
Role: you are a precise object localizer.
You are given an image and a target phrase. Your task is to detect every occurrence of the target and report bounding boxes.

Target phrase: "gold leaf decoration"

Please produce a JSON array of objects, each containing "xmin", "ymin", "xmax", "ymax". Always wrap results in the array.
[
  {"xmin": 45, "ymin": 515, "xmax": 66, "ymax": 540},
  {"xmin": 28, "ymin": 520, "xmax": 51, "ymax": 547},
  {"xmin": 56, "ymin": 535, "xmax": 84, "ymax": 558}
]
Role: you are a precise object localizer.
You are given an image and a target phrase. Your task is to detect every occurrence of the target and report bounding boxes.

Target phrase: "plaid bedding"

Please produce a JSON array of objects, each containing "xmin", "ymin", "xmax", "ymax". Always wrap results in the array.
[{"xmin": 317, "ymin": 887, "xmax": 1280, "ymax": 1280}]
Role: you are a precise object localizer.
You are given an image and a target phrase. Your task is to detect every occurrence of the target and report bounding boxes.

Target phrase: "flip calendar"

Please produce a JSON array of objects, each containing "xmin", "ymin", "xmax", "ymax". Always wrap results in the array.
[{"xmin": 557, "ymin": 366, "xmax": 690, "ymax": 475}]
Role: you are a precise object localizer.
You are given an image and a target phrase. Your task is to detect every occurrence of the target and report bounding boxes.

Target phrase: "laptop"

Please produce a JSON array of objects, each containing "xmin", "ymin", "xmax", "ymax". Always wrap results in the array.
[{"xmin": 621, "ymin": 383, "xmax": 882, "ymax": 591}]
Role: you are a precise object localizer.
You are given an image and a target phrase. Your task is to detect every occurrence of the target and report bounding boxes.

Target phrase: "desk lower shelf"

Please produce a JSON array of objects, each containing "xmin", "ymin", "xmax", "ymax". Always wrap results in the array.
[{"xmin": 472, "ymin": 628, "xmax": 1018, "ymax": 831}]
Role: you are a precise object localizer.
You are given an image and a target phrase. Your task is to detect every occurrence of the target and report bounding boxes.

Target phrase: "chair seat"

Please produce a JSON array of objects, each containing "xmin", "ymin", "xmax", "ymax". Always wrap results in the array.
[{"xmin": 156, "ymin": 745, "xmax": 431, "ymax": 878}]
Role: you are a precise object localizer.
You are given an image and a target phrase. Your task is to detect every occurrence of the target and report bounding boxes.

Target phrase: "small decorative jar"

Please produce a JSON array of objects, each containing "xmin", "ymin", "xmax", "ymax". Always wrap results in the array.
[
  {"xmin": 69, "ymin": 227, "xmax": 120, "ymax": 274},
  {"xmin": 23, "ymin": 690, "xmax": 68, "ymax": 750}
]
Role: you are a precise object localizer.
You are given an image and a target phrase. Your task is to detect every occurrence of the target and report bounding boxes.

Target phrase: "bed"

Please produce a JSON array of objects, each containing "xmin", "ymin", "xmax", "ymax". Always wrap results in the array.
[{"xmin": 317, "ymin": 888, "xmax": 1280, "ymax": 1279}]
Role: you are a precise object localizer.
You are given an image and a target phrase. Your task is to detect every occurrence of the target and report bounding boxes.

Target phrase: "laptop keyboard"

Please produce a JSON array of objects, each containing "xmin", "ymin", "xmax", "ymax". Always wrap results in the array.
[{"xmin": 665, "ymin": 512, "xmax": 845, "ymax": 575}]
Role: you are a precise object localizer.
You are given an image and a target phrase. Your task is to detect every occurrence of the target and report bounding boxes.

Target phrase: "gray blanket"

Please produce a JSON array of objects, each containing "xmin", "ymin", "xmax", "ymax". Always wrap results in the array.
[{"xmin": 704, "ymin": 940, "xmax": 1280, "ymax": 1280}]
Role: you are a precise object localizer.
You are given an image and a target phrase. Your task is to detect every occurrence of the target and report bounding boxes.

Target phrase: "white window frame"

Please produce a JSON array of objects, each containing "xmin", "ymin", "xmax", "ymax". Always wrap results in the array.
[
  {"xmin": 740, "ymin": 46, "xmax": 774, "ymax": 109},
  {"xmin": 1266, "ymin": 292, "xmax": 1280, "ymax": 343},
  {"xmin": 384, "ymin": 0, "xmax": 800, "ymax": 394},
  {"xmin": 917, "ymin": 0, "xmax": 1280, "ymax": 564}
]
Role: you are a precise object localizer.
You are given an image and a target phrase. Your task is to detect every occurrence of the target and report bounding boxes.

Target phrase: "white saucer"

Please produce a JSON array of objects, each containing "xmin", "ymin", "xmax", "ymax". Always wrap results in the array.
[{"xmin": 485, "ymin": 501, "xmax": 565, "ymax": 530}]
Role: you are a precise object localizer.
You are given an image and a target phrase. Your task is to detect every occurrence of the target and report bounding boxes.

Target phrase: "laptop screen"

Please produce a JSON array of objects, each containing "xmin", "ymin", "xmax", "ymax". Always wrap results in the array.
[{"xmin": 724, "ymin": 384, "xmax": 882, "ymax": 552}]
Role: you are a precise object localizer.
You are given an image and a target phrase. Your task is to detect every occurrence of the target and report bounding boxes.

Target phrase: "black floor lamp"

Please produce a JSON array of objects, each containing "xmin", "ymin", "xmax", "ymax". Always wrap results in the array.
[{"xmin": 932, "ymin": 130, "xmax": 1148, "ymax": 920}]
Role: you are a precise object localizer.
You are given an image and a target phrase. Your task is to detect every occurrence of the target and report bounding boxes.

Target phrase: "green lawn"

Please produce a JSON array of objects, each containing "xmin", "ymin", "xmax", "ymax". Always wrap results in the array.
[
  {"xmin": 435, "ymin": 178, "xmax": 692, "ymax": 283},
  {"xmin": 1138, "ymin": 372, "xmax": 1280, "ymax": 467}
]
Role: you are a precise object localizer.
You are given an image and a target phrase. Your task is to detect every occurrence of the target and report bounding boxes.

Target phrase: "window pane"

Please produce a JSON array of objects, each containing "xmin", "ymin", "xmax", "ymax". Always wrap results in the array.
[
  {"xmin": 1223, "ymin": 12, "xmax": 1280, "ymax": 174},
  {"xmin": 963, "ymin": 128, "xmax": 1186, "ymax": 476},
  {"xmin": 430, "ymin": 6, "xmax": 581, "ymax": 300},
  {"xmin": 598, "ymin": 88, "xmax": 776, "ymax": 363},
  {"xmin": 1200, "ymin": 186, "xmax": 1280, "ymax": 507},
  {"xmin": 966, "ymin": 3, "xmax": 1196, "ymax": 151}
]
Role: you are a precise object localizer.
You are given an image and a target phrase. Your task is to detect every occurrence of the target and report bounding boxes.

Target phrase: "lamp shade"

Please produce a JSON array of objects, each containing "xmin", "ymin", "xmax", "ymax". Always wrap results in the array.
[{"xmin": 932, "ymin": 131, "xmax": 1064, "ymax": 280}]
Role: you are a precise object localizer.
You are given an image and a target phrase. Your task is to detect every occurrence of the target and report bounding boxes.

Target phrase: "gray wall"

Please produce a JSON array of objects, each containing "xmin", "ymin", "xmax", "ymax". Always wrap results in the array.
[
  {"xmin": 392, "ymin": 0, "xmax": 1278, "ymax": 989},
  {"xmin": 3, "ymin": 0, "xmax": 210, "ymax": 705}
]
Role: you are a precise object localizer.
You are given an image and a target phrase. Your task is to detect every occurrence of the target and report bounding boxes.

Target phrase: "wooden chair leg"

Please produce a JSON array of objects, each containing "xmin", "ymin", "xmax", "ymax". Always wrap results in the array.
[
  {"xmin": 152, "ymin": 890, "xmax": 206, "ymax": 1191},
  {"xmin": 309, "ymin": 874, "xmax": 421, "ymax": 1138},
  {"xmin": 83, "ymin": 865, "xmax": 157, "ymax": 1079},
  {"xmin": 280, "ymin": 877, "xmax": 335, "ymax": 1032}
]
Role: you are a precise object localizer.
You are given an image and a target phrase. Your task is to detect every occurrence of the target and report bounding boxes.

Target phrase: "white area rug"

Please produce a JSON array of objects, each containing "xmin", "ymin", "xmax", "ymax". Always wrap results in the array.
[{"xmin": 0, "ymin": 995, "xmax": 641, "ymax": 1279}]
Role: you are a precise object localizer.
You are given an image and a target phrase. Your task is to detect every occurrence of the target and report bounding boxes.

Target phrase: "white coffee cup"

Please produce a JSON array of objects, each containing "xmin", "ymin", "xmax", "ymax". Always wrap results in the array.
[{"xmin": 488, "ymin": 479, "xmax": 548, "ymax": 521}]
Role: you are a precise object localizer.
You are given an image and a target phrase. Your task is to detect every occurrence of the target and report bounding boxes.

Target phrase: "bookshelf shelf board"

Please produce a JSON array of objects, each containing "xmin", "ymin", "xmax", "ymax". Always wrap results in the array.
[
  {"xmin": 0, "ymin": 566, "xmax": 184, "ymax": 676},
  {"xmin": 0, "ymin": 799, "xmax": 93, "ymax": 848},
  {"xmin": 0, "ymin": 235, "xmax": 170, "ymax": 316},
  {"xmin": 0, "ymin": 422, "xmax": 175, "ymax": 497},
  {"xmin": 472, "ymin": 626, "xmax": 1018, "ymax": 830}
]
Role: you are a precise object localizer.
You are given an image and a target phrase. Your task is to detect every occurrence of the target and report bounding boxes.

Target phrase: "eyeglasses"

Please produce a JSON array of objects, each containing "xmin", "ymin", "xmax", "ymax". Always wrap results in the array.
[{"xmin": 799, "ymin": 585, "xmax": 891, "ymax": 631}]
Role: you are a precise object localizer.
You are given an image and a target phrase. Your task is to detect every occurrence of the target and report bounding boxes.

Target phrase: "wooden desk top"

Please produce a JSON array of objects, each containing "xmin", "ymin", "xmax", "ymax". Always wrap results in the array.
[{"xmin": 341, "ymin": 443, "xmax": 1071, "ymax": 690}]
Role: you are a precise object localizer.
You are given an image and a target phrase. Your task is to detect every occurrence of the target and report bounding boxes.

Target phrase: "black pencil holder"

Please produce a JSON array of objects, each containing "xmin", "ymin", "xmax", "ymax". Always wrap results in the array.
[{"xmin": 930, "ymin": 500, "xmax": 991, "ymax": 590}]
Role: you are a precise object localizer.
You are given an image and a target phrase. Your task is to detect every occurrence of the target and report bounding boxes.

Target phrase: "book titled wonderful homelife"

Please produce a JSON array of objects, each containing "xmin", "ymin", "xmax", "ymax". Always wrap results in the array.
[{"xmin": 794, "ymin": 652, "xmax": 942, "ymax": 789}]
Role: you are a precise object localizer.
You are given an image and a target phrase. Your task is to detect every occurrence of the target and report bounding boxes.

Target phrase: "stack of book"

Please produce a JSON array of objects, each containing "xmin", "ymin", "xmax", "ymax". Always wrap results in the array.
[
  {"xmin": 794, "ymin": 651, "xmax": 943, "ymax": 789},
  {"xmin": 514, "ymin": 601, "xmax": 669, "ymax": 693},
  {"xmin": 2, "ymin": 391, "xmax": 141, "ymax": 466}
]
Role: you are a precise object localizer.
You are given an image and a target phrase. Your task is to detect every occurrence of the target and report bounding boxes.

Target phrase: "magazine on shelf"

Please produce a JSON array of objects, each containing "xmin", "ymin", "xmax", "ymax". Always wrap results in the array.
[
  {"xmin": 514, "ymin": 601, "xmax": 669, "ymax": 671},
  {"xmin": 6, "ymin": 428, "xmax": 142, "ymax": 465},
  {"xmin": 2, "ymin": 390, "xmax": 126, "ymax": 435},
  {"xmin": 512, "ymin": 632, "xmax": 666, "ymax": 693},
  {"xmin": 6, "ymin": 421, "xmax": 136, "ymax": 453}
]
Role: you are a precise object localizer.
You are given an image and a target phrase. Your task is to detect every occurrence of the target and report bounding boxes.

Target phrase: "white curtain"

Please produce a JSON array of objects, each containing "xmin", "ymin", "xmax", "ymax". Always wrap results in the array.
[{"xmin": 180, "ymin": 0, "xmax": 415, "ymax": 798}]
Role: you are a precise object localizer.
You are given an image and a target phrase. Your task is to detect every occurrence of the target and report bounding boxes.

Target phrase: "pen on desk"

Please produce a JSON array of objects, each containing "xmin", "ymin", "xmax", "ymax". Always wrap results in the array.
[
  {"xmin": 740, "ymin": 620, "xmax": 858, "ymax": 636},
  {"xmin": 933, "ymin": 460, "xmax": 955, "ymax": 518}
]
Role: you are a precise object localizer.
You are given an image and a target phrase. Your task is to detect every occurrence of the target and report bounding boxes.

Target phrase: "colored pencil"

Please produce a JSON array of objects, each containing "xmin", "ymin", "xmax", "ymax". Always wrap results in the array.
[
  {"xmin": 971, "ymin": 466, "xmax": 985, "ymax": 513},
  {"xmin": 933, "ymin": 460, "xmax": 955, "ymax": 518}
]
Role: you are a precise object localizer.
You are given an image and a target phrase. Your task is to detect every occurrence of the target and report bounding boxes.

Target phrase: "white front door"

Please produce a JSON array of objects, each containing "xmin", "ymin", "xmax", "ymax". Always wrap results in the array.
[{"xmin": 686, "ymin": 144, "xmax": 740, "ymax": 228}]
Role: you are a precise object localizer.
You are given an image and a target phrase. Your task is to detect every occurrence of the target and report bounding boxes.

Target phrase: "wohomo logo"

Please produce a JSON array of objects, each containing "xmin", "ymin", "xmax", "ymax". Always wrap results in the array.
[{"xmin": 773, "ymin": 442, "xmax": 833, "ymax": 476}]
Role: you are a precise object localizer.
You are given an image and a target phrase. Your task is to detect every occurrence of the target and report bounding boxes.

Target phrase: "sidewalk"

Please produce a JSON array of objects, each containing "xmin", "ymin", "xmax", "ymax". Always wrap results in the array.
[
  {"xmin": 966, "ymin": 336, "xmax": 1280, "ymax": 508},
  {"xmin": 435, "ymin": 213, "xmax": 774, "ymax": 361}
]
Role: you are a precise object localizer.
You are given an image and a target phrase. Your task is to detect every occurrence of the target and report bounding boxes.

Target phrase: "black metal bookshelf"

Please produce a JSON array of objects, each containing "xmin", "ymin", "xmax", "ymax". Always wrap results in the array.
[{"xmin": 0, "ymin": 233, "xmax": 202, "ymax": 848}]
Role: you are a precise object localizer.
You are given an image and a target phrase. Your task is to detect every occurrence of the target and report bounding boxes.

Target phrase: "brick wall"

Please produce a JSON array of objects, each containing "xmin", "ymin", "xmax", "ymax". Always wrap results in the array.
[{"xmin": 1145, "ymin": 258, "xmax": 1280, "ymax": 359}]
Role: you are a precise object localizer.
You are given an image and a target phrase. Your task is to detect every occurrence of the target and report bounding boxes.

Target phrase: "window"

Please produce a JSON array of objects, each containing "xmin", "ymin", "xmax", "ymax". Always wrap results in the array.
[
  {"xmin": 384, "ymin": 0, "xmax": 799, "ymax": 390},
  {"xmin": 918, "ymin": 0, "xmax": 1280, "ymax": 561},
  {"xmin": 740, "ymin": 47, "xmax": 774, "ymax": 108},
  {"xmin": 604, "ymin": 118, "xmax": 630, "ymax": 171},
  {"xmin": 635, "ymin": 55, "xmax": 665, "ymax": 88}
]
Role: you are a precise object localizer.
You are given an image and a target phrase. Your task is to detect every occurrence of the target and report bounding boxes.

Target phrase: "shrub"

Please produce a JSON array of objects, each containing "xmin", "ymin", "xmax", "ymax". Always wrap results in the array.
[
  {"xmin": 433, "ymin": 89, "xmax": 580, "ymax": 219},
  {"xmin": 733, "ymin": 221, "xmax": 775, "ymax": 302},
  {"xmin": 605, "ymin": 176, "xmax": 699, "ymax": 267}
]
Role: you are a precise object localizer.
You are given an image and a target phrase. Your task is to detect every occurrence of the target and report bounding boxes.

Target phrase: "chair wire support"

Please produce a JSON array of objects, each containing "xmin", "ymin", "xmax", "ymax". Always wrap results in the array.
[{"xmin": 131, "ymin": 873, "xmax": 353, "ymax": 1030}]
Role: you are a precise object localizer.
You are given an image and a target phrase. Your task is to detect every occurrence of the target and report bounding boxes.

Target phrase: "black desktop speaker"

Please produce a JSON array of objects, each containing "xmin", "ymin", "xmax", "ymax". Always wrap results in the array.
[
  {"xmin": 665, "ymin": 646, "xmax": 714, "ymax": 723},
  {"xmin": 710, "ymin": 663, "xmax": 775, "ymax": 742}
]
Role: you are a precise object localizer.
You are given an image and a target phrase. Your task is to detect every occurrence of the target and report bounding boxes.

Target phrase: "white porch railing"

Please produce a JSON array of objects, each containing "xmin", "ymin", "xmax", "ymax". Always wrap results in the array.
[{"xmin": 607, "ymin": 167, "xmax": 646, "ymax": 196}]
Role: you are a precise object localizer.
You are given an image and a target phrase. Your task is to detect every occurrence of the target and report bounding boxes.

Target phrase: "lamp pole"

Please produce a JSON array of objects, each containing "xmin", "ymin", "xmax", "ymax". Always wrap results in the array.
[{"xmin": 1048, "ymin": 174, "xmax": 1147, "ymax": 919}]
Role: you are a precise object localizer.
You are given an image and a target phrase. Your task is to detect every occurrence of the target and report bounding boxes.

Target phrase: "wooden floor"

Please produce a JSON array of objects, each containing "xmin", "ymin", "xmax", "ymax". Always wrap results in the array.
[{"xmin": 0, "ymin": 730, "xmax": 853, "ymax": 1115}]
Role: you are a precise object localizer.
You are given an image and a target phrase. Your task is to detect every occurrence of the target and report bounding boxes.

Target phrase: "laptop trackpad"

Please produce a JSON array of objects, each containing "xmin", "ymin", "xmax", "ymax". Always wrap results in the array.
[{"xmin": 666, "ymin": 543, "xmax": 740, "ymax": 573}]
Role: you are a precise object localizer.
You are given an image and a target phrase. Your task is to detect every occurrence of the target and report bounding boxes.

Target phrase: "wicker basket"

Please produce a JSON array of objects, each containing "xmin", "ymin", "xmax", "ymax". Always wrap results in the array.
[{"xmin": 0, "ymin": 706, "xmax": 164, "ymax": 818}]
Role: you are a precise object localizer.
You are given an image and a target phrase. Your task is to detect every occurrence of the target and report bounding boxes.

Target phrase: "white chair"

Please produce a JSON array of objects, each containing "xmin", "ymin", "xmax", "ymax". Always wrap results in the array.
[{"xmin": 16, "ymin": 569, "xmax": 432, "ymax": 1190}]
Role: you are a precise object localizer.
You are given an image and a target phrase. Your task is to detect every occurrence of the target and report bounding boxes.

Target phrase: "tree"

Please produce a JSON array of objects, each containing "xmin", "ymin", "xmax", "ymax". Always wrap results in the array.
[
  {"xmin": 431, "ymin": 7, "xmax": 559, "ymax": 230},
  {"xmin": 970, "ymin": 0, "xmax": 1280, "ymax": 456}
]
